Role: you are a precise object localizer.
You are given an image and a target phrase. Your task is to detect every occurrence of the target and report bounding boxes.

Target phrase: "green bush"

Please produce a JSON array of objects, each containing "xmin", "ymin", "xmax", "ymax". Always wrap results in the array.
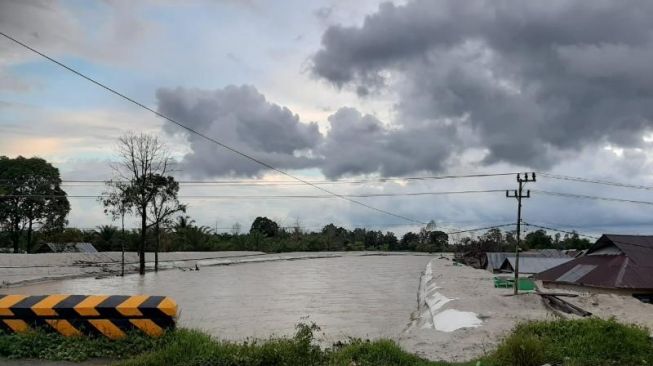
[
  {"xmin": 489, "ymin": 318, "xmax": 653, "ymax": 366},
  {"xmin": 492, "ymin": 333, "xmax": 546, "ymax": 366}
]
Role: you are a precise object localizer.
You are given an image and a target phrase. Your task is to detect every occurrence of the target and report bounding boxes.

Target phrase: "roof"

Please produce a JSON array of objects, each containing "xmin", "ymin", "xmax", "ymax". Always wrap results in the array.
[
  {"xmin": 45, "ymin": 242, "xmax": 98, "ymax": 253},
  {"xmin": 485, "ymin": 252, "xmax": 510, "ymax": 271},
  {"xmin": 529, "ymin": 249, "xmax": 568, "ymax": 258},
  {"xmin": 484, "ymin": 250, "xmax": 569, "ymax": 271},
  {"xmin": 501, "ymin": 256, "xmax": 573, "ymax": 274},
  {"xmin": 535, "ymin": 234, "xmax": 653, "ymax": 290},
  {"xmin": 593, "ymin": 234, "xmax": 653, "ymax": 267}
]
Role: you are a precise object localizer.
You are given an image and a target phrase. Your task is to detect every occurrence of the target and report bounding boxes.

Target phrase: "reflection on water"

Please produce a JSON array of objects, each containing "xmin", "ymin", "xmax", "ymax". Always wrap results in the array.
[{"xmin": 3, "ymin": 254, "xmax": 431, "ymax": 341}]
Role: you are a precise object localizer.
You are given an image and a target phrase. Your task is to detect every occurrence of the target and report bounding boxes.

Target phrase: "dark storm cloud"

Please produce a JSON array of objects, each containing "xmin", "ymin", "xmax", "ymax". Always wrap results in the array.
[
  {"xmin": 157, "ymin": 85, "xmax": 322, "ymax": 177},
  {"xmin": 156, "ymin": 85, "xmax": 460, "ymax": 178},
  {"xmin": 319, "ymin": 107, "xmax": 459, "ymax": 178},
  {"xmin": 311, "ymin": 0, "xmax": 653, "ymax": 168}
]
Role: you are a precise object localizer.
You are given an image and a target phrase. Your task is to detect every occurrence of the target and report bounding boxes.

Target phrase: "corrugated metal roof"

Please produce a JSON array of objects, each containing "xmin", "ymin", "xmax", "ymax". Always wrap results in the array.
[
  {"xmin": 485, "ymin": 252, "xmax": 510, "ymax": 271},
  {"xmin": 557, "ymin": 264, "xmax": 597, "ymax": 282},
  {"xmin": 484, "ymin": 250, "xmax": 570, "ymax": 271},
  {"xmin": 46, "ymin": 242, "xmax": 98, "ymax": 253},
  {"xmin": 502, "ymin": 256, "xmax": 573, "ymax": 274},
  {"xmin": 535, "ymin": 234, "xmax": 653, "ymax": 290}
]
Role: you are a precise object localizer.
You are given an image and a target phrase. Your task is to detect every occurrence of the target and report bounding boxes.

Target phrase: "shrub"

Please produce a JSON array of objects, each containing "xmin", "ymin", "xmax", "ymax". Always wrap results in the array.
[
  {"xmin": 489, "ymin": 318, "xmax": 653, "ymax": 366},
  {"xmin": 492, "ymin": 333, "xmax": 546, "ymax": 366}
]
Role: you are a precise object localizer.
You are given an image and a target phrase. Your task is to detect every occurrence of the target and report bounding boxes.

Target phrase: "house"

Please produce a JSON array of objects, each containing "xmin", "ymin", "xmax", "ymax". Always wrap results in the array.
[
  {"xmin": 535, "ymin": 234, "xmax": 653, "ymax": 295},
  {"xmin": 483, "ymin": 249, "xmax": 569, "ymax": 273},
  {"xmin": 499, "ymin": 256, "xmax": 573, "ymax": 275}
]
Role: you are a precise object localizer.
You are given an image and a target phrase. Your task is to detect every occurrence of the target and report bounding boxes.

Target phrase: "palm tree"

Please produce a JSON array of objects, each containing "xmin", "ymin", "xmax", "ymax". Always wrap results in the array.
[
  {"xmin": 94, "ymin": 225, "xmax": 118, "ymax": 251},
  {"xmin": 172, "ymin": 216, "xmax": 211, "ymax": 251},
  {"xmin": 174, "ymin": 215, "xmax": 195, "ymax": 232}
]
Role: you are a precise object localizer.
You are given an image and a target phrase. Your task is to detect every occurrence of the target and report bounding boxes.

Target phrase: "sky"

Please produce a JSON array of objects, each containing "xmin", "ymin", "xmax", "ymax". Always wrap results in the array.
[{"xmin": 2, "ymin": 0, "xmax": 653, "ymax": 237}]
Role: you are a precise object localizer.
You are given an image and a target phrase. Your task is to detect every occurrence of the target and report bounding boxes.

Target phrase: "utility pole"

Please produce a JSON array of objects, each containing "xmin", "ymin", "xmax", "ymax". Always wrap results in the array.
[
  {"xmin": 506, "ymin": 172, "xmax": 536, "ymax": 295},
  {"xmin": 120, "ymin": 200, "xmax": 126, "ymax": 277}
]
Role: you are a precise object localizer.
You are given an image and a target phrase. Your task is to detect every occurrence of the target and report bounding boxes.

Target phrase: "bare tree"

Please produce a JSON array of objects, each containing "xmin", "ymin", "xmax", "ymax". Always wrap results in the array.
[
  {"xmin": 148, "ymin": 174, "xmax": 185, "ymax": 272},
  {"xmin": 107, "ymin": 132, "xmax": 174, "ymax": 275}
]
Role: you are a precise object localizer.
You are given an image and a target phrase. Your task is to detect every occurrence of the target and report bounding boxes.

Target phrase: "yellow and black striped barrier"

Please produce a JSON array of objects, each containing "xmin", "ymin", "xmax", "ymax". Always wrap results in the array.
[{"xmin": 0, "ymin": 294, "xmax": 177, "ymax": 339}]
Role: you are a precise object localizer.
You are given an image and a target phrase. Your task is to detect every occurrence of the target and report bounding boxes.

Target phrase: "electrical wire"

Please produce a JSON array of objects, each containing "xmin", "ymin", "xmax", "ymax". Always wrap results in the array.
[
  {"xmin": 523, "ymin": 222, "xmax": 653, "ymax": 251},
  {"xmin": 0, "ymin": 172, "xmax": 519, "ymax": 186},
  {"xmin": 0, "ymin": 31, "xmax": 424, "ymax": 225},
  {"xmin": 0, "ymin": 189, "xmax": 507, "ymax": 199},
  {"xmin": 532, "ymin": 189, "xmax": 653, "ymax": 206},
  {"xmin": 443, "ymin": 223, "xmax": 515, "ymax": 235},
  {"xmin": 538, "ymin": 172, "xmax": 653, "ymax": 191}
]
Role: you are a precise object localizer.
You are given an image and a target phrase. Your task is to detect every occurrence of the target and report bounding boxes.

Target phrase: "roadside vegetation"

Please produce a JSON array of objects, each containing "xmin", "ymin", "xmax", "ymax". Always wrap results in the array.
[
  {"xmin": 1, "ymin": 213, "xmax": 591, "ymax": 255},
  {"xmin": 1, "ymin": 319, "xmax": 651, "ymax": 365}
]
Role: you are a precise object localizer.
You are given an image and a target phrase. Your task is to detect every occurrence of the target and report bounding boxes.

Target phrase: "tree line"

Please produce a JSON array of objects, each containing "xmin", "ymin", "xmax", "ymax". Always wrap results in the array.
[
  {"xmin": 1, "ymin": 213, "xmax": 591, "ymax": 255},
  {"xmin": 1, "ymin": 133, "xmax": 593, "ymax": 276}
]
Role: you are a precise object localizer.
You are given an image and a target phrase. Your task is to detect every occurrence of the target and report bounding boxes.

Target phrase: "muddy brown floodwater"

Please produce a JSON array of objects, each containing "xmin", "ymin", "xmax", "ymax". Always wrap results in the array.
[{"xmin": 2, "ymin": 254, "xmax": 432, "ymax": 343}]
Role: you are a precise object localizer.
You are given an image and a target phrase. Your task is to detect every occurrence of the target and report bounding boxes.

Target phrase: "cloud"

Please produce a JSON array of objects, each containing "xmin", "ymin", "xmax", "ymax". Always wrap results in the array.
[
  {"xmin": 156, "ymin": 84, "xmax": 463, "ymax": 178},
  {"xmin": 311, "ymin": 0, "xmax": 653, "ymax": 169},
  {"xmin": 156, "ymin": 85, "xmax": 322, "ymax": 177},
  {"xmin": 0, "ymin": 0, "xmax": 150, "ymax": 90},
  {"xmin": 318, "ymin": 107, "xmax": 459, "ymax": 178}
]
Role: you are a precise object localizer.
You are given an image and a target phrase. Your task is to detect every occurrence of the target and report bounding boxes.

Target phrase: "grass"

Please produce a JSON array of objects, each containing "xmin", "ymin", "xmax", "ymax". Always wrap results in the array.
[
  {"xmin": 491, "ymin": 318, "xmax": 653, "ymax": 366},
  {"xmin": 0, "ymin": 319, "xmax": 651, "ymax": 365},
  {"xmin": 0, "ymin": 328, "xmax": 165, "ymax": 362}
]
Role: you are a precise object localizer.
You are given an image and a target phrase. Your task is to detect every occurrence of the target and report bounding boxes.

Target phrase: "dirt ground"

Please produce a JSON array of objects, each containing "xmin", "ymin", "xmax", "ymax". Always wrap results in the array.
[{"xmin": 398, "ymin": 257, "xmax": 653, "ymax": 362}]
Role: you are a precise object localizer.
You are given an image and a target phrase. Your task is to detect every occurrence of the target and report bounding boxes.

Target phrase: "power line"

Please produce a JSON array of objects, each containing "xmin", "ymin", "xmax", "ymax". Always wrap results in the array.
[
  {"xmin": 522, "ymin": 222, "xmax": 600, "ymax": 240},
  {"xmin": 532, "ymin": 189, "xmax": 653, "ymax": 206},
  {"xmin": 0, "ymin": 189, "xmax": 506, "ymax": 199},
  {"xmin": 0, "ymin": 31, "xmax": 424, "ymax": 226},
  {"xmin": 523, "ymin": 222, "xmax": 653, "ymax": 251},
  {"xmin": 443, "ymin": 223, "xmax": 515, "ymax": 235},
  {"xmin": 0, "ymin": 172, "xmax": 519, "ymax": 186},
  {"xmin": 538, "ymin": 172, "xmax": 653, "ymax": 191}
]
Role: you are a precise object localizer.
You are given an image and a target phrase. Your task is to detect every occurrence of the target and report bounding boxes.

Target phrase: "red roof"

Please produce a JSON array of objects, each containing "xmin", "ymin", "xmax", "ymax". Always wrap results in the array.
[{"xmin": 535, "ymin": 234, "xmax": 653, "ymax": 290}]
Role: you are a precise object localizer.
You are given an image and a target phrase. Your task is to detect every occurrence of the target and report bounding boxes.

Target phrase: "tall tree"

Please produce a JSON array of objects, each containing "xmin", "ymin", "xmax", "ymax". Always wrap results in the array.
[
  {"xmin": 250, "ymin": 217, "xmax": 279, "ymax": 237},
  {"xmin": 0, "ymin": 156, "xmax": 70, "ymax": 252},
  {"xmin": 147, "ymin": 174, "xmax": 185, "ymax": 272},
  {"xmin": 106, "ymin": 133, "xmax": 173, "ymax": 275}
]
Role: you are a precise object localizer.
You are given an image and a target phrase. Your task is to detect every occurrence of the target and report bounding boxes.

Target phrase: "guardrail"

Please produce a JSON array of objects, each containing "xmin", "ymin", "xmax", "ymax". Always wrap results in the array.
[{"xmin": 0, "ymin": 294, "xmax": 177, "ymax": 339}]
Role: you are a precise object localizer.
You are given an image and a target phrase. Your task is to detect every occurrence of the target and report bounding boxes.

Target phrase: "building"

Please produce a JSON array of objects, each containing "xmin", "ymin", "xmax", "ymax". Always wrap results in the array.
[
  {"xmin": 499, "ymin": 256, "xmax": 573, "ymax": 275},
  {"xmin": 483, "ymin": 249, "xmax": 569, "ymax": 273},
  {"xmin": 535, "ymin": 234, "xmax": 653, "ymax": 295}
]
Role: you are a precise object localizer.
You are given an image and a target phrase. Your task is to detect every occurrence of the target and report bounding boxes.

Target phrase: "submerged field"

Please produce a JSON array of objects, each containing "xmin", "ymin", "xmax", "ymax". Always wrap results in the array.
[{"xmin": 2, "ymin": 253, "xmax": 652, "ymax": 362}]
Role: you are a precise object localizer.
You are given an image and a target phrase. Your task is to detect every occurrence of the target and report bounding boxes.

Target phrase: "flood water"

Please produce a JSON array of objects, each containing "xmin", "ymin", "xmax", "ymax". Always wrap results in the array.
[{"xmin": 3, "ymin": 254, "xmax": 432, "ymax": 342}]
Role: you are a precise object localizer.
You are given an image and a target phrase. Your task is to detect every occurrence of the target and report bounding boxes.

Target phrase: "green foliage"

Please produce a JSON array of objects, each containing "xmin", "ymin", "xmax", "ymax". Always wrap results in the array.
[
  {"xmin": 491, "ymin": 318, "xmax": 653, "ymax": 366},
  {"xmin": 119, "ymin": 323, "xmax": 326, "ymax": 366},
  {"xmin": 1, "ymin": 319, "xmax": 651, "ymax": 366},
  {"xmin": 250, "ymin": 216, "xmax": 280, "ymax": 237},
  {"xmin": 0, "ymin": 155, "xmax": 70, "ymax": 252},
  {"xmin": 0, "ymin": 329, "xmax": 163, "ymax": 362},
  {"xmin": 492, "ymin": 333, "xmax": 546, "ymax": 366},
  {"xmin": 330, "ymin": 338, "xmax": 436, "ymax": 366}
]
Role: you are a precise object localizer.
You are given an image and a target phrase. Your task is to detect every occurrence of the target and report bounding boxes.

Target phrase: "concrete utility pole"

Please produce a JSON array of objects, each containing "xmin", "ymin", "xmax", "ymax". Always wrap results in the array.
[{"xmin": 506, "ymin": 172, "xmax": 536, "ymax": 295}]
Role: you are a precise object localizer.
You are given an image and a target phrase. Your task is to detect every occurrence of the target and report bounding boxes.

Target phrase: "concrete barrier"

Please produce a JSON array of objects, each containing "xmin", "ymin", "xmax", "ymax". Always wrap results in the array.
[{"xmin": 0, "ymin": 294, "xmax": 177, "ymax": 339}]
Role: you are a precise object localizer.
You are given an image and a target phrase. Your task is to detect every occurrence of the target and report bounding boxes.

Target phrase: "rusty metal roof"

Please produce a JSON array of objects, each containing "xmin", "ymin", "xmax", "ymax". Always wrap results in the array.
[{"xmin": 535, "ymin": 234, "xmax": 653, "ymax": 290}]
